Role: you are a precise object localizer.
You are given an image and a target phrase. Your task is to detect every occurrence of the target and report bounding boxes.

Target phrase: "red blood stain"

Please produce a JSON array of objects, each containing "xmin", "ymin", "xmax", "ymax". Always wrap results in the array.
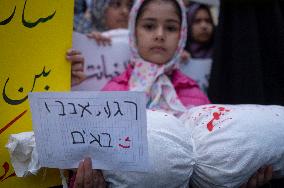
[
  {"xmin": 0, "ymin": 110, "xmax": 27, "ymax": 135},
  {"xmin": 206, "ymin": 106, "xmax": 232, "ymax": 132},
  {"xmin": 219, "ymin": 107, "xmax": 225, "ymax": 111},
  {"xmin": 207, "ymin": 112, "xmax": 221, "ymax": 131}
]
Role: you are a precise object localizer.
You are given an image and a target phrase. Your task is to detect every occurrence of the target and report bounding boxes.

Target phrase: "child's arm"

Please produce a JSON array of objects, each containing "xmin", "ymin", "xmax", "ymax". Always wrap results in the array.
[{"xmin": 66, "ymin": 49, "xmax": 86, "ymax": 86}]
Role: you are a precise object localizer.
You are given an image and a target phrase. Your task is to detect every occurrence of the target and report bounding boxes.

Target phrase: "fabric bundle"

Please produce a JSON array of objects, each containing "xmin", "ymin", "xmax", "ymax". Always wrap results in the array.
[{"xmin": 104, "ymin": 105, "xmax": 284, "ymax": 188}]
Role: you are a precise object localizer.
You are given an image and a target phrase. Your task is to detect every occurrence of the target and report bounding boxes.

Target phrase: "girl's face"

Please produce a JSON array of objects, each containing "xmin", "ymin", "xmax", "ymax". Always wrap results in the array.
[
  {"xmin": 135, "ymin": 0, "xmax": 181, "ymax": 65},
  {"xmin": 104, "ymin": 0, "xmax": 133, "ymax": 30},
  {"xmin": 191, "ymin": 8, "xmax": 213, "ymax": 43}
]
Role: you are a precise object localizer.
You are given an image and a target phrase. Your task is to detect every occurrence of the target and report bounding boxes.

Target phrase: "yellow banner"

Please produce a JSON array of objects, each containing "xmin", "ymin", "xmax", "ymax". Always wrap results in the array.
[{"xmin": 0, "ymin": 0, "xmax": 74, "ymax": 187}]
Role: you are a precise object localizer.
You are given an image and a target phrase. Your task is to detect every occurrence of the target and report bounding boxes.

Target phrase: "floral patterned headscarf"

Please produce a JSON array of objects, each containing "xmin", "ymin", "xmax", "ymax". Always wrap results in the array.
[{"xmin": 128, "ymin": 0, "xmax": 188, "ymax": 116}]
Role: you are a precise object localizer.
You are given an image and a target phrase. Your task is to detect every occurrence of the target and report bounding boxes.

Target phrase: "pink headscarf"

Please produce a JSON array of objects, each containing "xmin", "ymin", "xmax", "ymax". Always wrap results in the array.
[{"xmin": 128, "ymin": 0, "xmax": 188, "ymax": 116}]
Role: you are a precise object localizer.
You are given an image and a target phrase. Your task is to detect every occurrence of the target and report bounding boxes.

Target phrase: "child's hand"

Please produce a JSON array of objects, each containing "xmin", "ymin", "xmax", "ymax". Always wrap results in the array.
[
  {"xmin": 240, "ymin": 165, "xmax": 273, "ymax": 188},
  {"xmin": 87, "ymin": 31, "xmax": 112, "ymax": 46},
  {"xmin": 180, "ymin": 50, "xmax": 191, "ymax": 63},
  {"xmin": 66, "ymin": 49, "xmax": 86, "ymax": 86},
  {"xmin": 73, "ymin": 158, "xmax": 107, "ymax": 188}
]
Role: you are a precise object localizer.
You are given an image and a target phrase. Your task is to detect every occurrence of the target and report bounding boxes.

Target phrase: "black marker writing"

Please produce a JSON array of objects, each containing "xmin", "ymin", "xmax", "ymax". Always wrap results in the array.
[{"xmin": 0, "ymin": 6, "xmax": 16, "ymax": 25}]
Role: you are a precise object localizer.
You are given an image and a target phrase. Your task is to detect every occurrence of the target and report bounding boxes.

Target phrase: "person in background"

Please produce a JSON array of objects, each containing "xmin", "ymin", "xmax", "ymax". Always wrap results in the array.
[
  {"xmin": 179, "ymin": 3, "xmax": 215, "ymax": 94},
  {"xmin": 184, "ymin": 3, "xmax": 215, "ymax": 59},
  {"xmin": 74, "ymin": 0, "xmax": 133, "ymax": 45},
  {"xmin": 73, "ymin": 0, "xmax": 88, "ymax": 32}
]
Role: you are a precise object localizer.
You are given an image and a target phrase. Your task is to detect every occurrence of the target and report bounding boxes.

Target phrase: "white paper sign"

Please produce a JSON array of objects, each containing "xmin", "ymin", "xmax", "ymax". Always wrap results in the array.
[
  {"xmin": 28, "ymin": 91, "xmax": 148, "ymax": 172},
  {"xmin": 180, "ymin": 58, "xmax": 212, "ymax": 94},
  {"xmin": 72, "ymin": 30, "xmax": 130, "ymax": 91}
]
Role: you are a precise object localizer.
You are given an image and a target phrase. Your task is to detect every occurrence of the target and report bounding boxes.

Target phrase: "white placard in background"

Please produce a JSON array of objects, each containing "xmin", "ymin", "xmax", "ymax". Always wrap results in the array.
[
  {"xmin": 180, "ymin": 58, "xmax": 212, "ymax": 94},
  {"xmin": 28, "ymin": 91, "xmax": 148, "ymax": 171},
  {"xmin": 72, "ymin": 30, "xmax": 130, "ymax": 91}
]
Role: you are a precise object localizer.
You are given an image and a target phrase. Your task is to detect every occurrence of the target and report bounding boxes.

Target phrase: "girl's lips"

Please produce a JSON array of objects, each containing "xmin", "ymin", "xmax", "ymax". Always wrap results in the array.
[{"xmin": 151, "ymin": 47, "xmax": 166, "ymax": 53}]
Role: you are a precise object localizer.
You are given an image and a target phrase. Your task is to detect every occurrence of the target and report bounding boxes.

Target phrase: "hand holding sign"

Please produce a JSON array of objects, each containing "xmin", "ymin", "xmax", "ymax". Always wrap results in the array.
[
  {"xmin": 66, "ymin": 49, "xmax": 86, "ymax": 86},
  {"xmin": 73, "ymin": 158, "xmax": 107, "ymax": 188}
]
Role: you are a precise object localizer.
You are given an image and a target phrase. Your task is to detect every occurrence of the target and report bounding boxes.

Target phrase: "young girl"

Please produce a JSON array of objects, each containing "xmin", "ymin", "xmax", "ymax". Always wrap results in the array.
[
  {"xmin": 69, "ymin": 1, "xmax": 271, "ymax": 187},
  {"xmin": 101, "ymin": 0, "xmax": 210, "ymax": 117}
]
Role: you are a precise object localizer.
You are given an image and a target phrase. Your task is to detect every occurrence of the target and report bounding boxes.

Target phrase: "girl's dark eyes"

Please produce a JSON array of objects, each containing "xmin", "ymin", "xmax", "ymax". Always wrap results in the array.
[
  {"xmin": 194, "ymin": 18, "xmax": 211, "ymax": 24},
  {"xmin": 166, "ymin": 26, "xmax": 179, "ymax": 32},
  {"xmin": 141, "ymin": 23, "xmax": 180, "ymax": 32},
  {"xmin": 143, "ymin": 24, "xmax": 155, "ymax": 30}
]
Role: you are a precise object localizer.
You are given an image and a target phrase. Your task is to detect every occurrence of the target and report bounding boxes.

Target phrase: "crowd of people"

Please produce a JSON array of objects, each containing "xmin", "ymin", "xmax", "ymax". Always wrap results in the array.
[{"xmin": 68, "ymin": 0, "xmax": 284, "ymax": 187}]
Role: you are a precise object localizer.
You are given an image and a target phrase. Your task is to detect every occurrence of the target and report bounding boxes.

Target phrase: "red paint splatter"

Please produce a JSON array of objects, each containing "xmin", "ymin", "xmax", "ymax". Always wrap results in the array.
[
  {"xmin": 206, "ymin": 106, "xmax": 231, "ymax": 132},
  {"xmin": 219, "ymin": 107, "xmax": 225, "ymax": 111},
  {"xmin": 0, "ymin": 110, "xmax": 27, "ymax": 135},
  {"xmin": 207, "ymin": 112, "xmax": 221, "ymax": 131}
]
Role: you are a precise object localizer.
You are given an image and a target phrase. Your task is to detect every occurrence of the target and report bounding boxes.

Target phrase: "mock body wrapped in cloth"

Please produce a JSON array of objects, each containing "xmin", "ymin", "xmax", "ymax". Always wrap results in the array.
[{"xmin": 7, "ymin": 105, "xmax": 284, "ymax": 188}]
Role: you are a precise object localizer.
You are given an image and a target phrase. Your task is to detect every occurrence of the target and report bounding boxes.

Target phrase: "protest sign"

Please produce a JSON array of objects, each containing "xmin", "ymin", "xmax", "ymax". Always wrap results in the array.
[
  {"xmin": 0, "ymin": 0, "xmax": 73, "ymax": 187},
  {"xmin": 29, "ymin": 92, "xmax": 149, "ymax": 172},
  {"xmin": 72, "ymin": 30, "xmax": 130, "ymax": 91}
]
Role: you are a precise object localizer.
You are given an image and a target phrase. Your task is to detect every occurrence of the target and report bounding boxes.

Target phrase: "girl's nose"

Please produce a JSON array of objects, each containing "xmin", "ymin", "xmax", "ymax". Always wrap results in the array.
[
  {"xmin": 201, "ymin": 21, "xmax": 209, "ymax": 29},
  {"xmin": 154, "ymin": 27, "xmax": 165, "ymax": 41}
]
